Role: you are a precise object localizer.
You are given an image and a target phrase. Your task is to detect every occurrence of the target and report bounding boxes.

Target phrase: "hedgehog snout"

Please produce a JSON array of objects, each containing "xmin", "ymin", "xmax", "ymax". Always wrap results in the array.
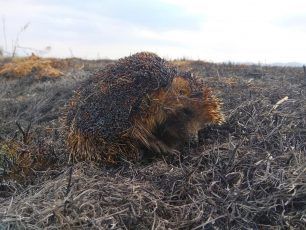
[{"xmin": 189, "ymin": 132, "xmax": 199, "ymax": 144}]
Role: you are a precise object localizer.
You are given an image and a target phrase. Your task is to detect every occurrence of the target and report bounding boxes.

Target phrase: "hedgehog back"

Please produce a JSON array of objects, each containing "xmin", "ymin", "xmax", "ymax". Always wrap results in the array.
[{"xmin": 66, "ymin": 52, "xmax": 190, "ymax": 140}]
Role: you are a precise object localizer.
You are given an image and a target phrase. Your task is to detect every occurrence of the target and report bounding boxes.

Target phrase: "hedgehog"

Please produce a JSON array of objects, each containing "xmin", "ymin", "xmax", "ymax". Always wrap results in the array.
[{"xmin": 64, "ymin": 52, "xmax": 224, "ymax": 164}]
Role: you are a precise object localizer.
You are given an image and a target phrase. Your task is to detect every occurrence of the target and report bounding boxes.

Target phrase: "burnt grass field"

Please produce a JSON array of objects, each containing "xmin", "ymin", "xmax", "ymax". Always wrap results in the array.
[{"xmin": 0, "ymin": 58, "xmax": 305, "ymax": 229}]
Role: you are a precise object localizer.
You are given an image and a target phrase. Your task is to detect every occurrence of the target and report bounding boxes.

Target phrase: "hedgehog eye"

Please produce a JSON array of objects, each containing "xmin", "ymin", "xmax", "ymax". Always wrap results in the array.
[{"xmin": 181, "ymin": 108, "xmax": 193, "ymax": 116}]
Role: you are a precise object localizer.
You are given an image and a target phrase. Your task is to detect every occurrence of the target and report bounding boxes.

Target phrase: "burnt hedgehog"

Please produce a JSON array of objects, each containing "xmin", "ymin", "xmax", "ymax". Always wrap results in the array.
[{"xmin": 64, "ymin": 52, "xmax": 224, "ymax": 164}]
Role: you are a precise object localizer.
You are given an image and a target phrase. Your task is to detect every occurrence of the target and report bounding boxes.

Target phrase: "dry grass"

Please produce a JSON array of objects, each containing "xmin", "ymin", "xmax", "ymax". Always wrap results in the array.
[
  {"xmin": 0, "ymin": 54, "xmax": 92, "ymax": 79},
  {"xmin": 0, "ymin": 54, "xmax": 64, "ymax": 79},
  {"xmin": 0, "ymin": 59, "xmax": 305, "ymax": 229}
]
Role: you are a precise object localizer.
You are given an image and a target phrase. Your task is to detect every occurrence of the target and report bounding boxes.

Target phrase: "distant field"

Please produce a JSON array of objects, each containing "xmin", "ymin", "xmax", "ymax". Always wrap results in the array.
[{"xmin": 0, "ymin": 57, "xmax": 305, "ymax": 229}]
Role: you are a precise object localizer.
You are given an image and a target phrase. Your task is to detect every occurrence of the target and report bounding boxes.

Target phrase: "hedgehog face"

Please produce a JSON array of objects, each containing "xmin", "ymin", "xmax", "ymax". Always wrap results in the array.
[
  {"xmin": 132, "ymin": 79, "xmax": 224, "ymax": 154},
  {"xmin": 183, "ymin": 90, "xmax": 224, "ymax": 140},
  {"xmin": 155, "ymin": 90, "xmax": 224, "ymax": 148},
  {"xmin": 155, "ymin": 103, "xmax": 205, "ymax": 147},
  {"xmin": 153, "ymin": 106, "xmax": 197, "ymax": 148},
  {"xmin": 181, "ymin": 107, "xmax": 202, "ymax": 143}
]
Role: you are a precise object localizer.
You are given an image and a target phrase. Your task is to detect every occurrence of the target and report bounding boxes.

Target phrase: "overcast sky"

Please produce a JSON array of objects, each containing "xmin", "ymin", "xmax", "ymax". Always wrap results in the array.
[{"xmin": 1, "ymin": 0, "xmax": 306, "ymax": 63}]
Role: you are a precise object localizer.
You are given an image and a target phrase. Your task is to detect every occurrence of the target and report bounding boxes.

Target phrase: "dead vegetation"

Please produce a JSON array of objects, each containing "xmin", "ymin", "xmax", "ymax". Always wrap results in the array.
[
  {"xmin": 0, "ymin": 58, "xmax": 305, "ymax": 229},
  {"xmin": 0, "ymin": 54, "xmax": 64, "ymax": 79},
  {"xmin": 0, "ymin": 54, "xmax": 112, "ymax": 80}
]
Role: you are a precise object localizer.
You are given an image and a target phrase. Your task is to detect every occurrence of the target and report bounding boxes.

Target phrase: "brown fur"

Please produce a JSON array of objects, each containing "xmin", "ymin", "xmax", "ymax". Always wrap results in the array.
[{"xmin": 130, "ymin": 80, "xmax": 224, "ymax": 154}]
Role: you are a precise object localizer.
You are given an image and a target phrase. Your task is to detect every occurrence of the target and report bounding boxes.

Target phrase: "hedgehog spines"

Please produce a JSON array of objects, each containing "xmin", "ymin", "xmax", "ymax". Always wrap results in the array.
[{"xmin": 64, "ymin": 52, "xmax": 224, "ymax": 164}]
